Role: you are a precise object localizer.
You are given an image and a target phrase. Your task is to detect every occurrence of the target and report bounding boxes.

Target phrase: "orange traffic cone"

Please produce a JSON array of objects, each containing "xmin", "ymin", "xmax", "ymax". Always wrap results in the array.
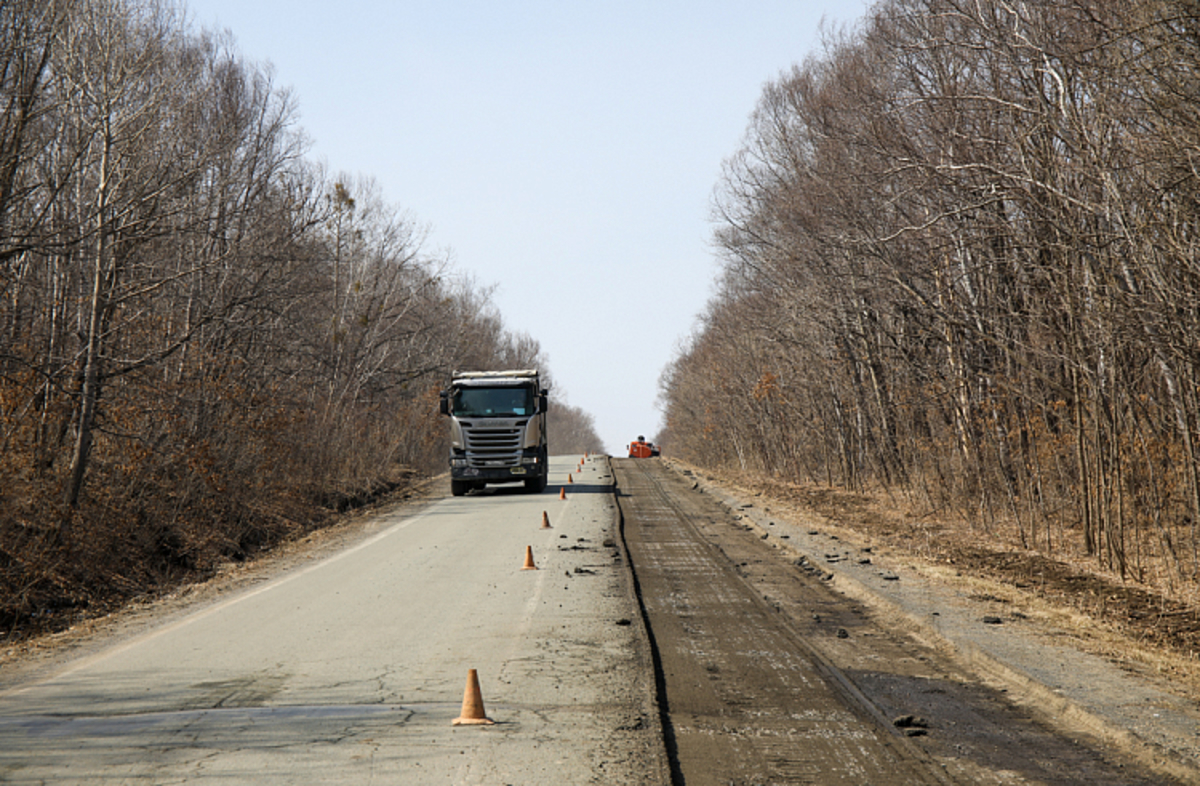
[
  {"xmin": 452, "ymin": 668, "xmax": 494, "ymax": 726},
  {"xmin": 541, "ymin": 510, "xmax": 552, "ymax": 529},
  {"xmin": 521, "ymin": 545, "xmax": 537, "ymax": 570},
  {"xmin": 558, "ymin": 487, "xmax": 566, "ymax": 500},
  {"xmin": 568, "ymin": 473, "xmax": 574, "ymax": 484}
]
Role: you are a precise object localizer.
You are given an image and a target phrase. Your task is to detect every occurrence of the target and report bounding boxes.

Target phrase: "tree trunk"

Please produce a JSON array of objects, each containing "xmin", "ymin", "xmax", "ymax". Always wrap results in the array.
[{"xmin": 63, "ymin": 129, "xmax": 111, "ymax": 519}]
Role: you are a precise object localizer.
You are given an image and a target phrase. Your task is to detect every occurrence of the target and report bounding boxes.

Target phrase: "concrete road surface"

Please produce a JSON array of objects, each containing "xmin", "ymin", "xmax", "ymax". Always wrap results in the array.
[{"xmin": 0, "ymin": 456, "xmax": 667, "ymax": 784}]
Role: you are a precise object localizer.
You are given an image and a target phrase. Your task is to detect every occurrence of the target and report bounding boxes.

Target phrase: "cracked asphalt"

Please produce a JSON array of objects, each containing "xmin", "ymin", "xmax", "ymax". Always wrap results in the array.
[{"xmin": 0, "ymin": 456, "xmax": 666, "ymax": 785}]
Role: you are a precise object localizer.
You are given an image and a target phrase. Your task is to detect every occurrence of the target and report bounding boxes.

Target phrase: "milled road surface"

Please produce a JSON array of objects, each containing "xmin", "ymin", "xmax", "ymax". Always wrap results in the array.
[{"xmin": 614, "ymin": 458, "xmax": 1172, "ymax": 785}]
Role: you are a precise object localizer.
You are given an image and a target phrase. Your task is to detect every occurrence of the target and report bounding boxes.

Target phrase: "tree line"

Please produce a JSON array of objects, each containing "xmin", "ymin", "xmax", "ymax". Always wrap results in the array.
[
  {"xmin": 659, "ymin": 0, "xmax": 1200, "ymax": 599},
  {"xmin": 0, "ymin": 0, "xmax": 602, "ymax": 633}
]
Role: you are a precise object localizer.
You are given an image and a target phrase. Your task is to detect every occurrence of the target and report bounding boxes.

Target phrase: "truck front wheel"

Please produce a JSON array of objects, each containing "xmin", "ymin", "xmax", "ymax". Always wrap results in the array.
[
  {"xmin": 451, "ymin": 479, "xmax": 470, "ymax": 497},
  {"xmin": 524, "ymin": 475, "xmax": 547, "ymax": 494}
]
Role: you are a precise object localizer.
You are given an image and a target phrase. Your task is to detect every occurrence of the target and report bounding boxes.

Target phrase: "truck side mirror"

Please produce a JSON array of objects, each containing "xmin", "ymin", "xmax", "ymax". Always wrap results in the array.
[
  {"xmin": 439, "ymin": 393, "xmax": 449, "ymax": 416},
  {"xmin": 539, "ymin": 393, "xmax": 548, "ymax": 413}
]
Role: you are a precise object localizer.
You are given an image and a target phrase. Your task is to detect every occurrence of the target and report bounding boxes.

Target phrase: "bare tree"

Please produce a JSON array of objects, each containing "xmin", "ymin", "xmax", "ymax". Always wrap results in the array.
[{"xmin": 663, "ymin": 0, "xmax": 1200, "ymax": 600}]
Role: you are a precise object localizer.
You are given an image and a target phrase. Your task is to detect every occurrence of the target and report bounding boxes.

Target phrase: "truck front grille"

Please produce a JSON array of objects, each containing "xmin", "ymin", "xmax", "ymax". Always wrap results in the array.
[{"xmin": 463, "ymin": 424, "xmax": 523, "ymax": 467}]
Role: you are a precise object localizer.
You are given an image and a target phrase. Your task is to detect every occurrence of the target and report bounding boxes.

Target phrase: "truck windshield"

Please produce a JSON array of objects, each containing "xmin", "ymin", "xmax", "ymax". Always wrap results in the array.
[{"xmin": 451, "ymin": 386, "xmax": 534, "ymax": 417}]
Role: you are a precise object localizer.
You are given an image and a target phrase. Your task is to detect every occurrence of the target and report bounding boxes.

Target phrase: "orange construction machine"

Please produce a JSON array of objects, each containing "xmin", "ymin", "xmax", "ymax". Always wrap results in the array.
[{"xmin": 628, "ymin": 436, "xmax": 658, "ymax": 458}]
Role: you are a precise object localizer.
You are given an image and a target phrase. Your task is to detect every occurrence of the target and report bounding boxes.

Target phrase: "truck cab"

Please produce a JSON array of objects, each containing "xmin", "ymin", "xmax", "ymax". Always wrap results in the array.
[{"xmin": 439, "ymin": 370, "xmax": 549, "ymax": 496}]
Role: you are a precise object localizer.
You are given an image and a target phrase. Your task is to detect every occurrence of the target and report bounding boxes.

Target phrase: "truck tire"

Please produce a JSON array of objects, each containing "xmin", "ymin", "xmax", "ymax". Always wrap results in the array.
[
  {"xmin": 524, "ymin": 474, "xmax": 547, "ymax": 494},
  {"xmin": 451, "ymin": 479, "xmax": 469, "ymax": 497}
]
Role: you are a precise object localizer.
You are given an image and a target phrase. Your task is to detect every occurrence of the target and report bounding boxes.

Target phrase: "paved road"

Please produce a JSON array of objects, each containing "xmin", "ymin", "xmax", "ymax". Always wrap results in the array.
[
  {"xmin": 0, "ymin": 456, "xmax": 667, "ymax": 784},
  {"xmin": 5, "ymin": 454, "xmax": 1186, "ymax": 785}
]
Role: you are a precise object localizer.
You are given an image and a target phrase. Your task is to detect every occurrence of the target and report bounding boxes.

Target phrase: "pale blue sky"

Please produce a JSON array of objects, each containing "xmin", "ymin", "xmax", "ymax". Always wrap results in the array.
[{"xmin": 186, "ymin": 1, "xmax": 865, "ymax": 453}]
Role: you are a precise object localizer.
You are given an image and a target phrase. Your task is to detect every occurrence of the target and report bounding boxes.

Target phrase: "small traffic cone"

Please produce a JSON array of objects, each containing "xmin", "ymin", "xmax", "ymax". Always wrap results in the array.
[
  {"xmin": 541, "ymin": 510, "xmax": 552, "ymax": 529},
  {"xmin": 452, "ymin": 668, "xmax": 494, "ymax": 726},
  {"xmin": 558, "ymin": 487, "xmax": 566, "ymax": 500},
  {"xmin": 521, "ymin": 545, "xmax": 537, "ymax": 570},
  {"xmin": 568, "ymin": 473, "xmax": 574, "ymax": 484}
]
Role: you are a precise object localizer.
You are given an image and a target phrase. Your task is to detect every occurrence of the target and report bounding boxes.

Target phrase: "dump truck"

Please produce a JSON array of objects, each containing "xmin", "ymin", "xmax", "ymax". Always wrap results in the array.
[{"xmin": 439, "ymin": 369, "xmax": 549, "ymax": 496}]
